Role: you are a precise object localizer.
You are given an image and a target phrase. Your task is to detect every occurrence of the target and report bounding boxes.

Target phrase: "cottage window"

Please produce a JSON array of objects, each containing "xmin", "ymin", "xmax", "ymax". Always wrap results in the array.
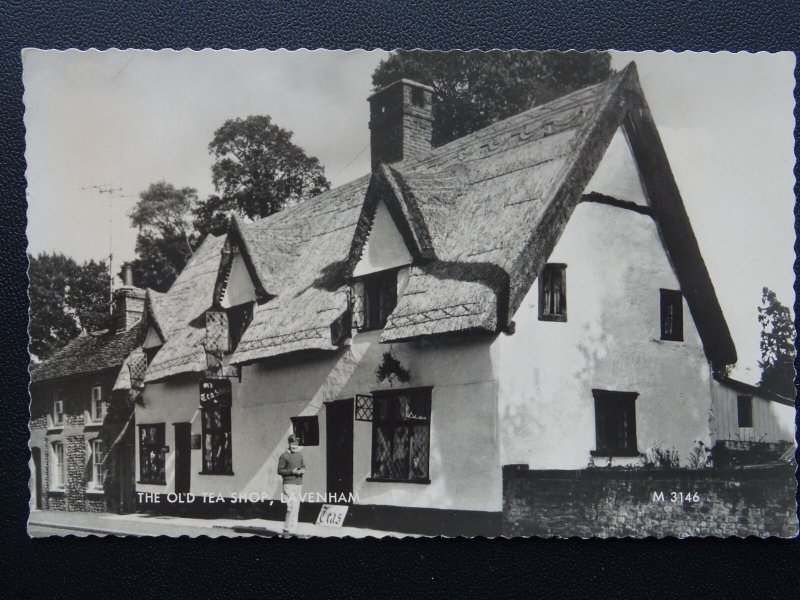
[
  {"xmin": 227, "ymin": 301, "xmax": 254, "ymax": 351},
  {"xmin": 660, "ymin": 289, "xmax": 683, "ymax": 341},
  {"xmin": 291, "ymin": 416, "xmax": 320, "ymax": 446},
  {"xmin": 592, "ymin": 390, "xmax": 639, "ymax": 456},
  {"xmin": 53, "ymin": 390, "xmax": 64, "ymax": 426},
  {"xmin": 91, "ymin": 439, "xmax": 105, "ymax": 489},
  {"xmin": 143, "ymin": 345, "xmax": 161, "ymax": 366},
  {"xmin": 201, "ymin": 403, "xmax": 233, "ymax": 475},
  {"xmin": 351, "ymin": 270, "xmax": 398, "ymax": 332},
  {"xmin": 538, "ymin": 264, "xmax": 567, "ymax": 321},
  {"xmin": 50, "ymin": 441, "xmax": 65, "ymax": 489},
  {"xmin": 138, "ymin": 424, "xmax": 166, "ymax": 484},
  {"xmin": 370, "ymin": 388, "xmax": 431, "ymax": 483},
  {"xmin": 91, "ymin": 385, "xmax": 105, "ymax": 422},
  {"xmin": 737, "ymin": 395, "xmax": 753, "ymax": 428}
]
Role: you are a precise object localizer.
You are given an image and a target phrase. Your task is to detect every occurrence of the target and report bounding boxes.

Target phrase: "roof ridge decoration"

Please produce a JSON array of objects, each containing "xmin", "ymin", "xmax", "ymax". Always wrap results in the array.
[{"xmin": 345, "ymin": 163, "xmax": 436, "ymax": 277}]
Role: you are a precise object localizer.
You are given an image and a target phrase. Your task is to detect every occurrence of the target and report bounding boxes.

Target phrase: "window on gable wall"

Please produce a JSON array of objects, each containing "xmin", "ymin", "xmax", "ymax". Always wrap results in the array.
[
  {"xmin": 538, "ymin": 264, "xmax": 567, "ymax": 321},
  {"xmin": 351, "ymin": 270, "xmax": 398, "ymax": 332},
  {"xmin": 660, "ymin": 289, "xmax": 683, "ymax": 341}
]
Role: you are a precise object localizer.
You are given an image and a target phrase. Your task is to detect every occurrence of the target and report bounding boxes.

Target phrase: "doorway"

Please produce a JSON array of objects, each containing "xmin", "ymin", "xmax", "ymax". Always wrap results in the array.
[
  {"xmin": 326, "ymin": 399, "xmax": 354, "ymax": 501},
  {"xmin": 174, "ymin": 423, "xmax": 192, "ymax": 495}
]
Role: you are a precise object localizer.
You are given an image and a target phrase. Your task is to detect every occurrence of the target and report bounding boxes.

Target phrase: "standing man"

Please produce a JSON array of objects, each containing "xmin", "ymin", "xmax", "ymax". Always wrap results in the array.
[{"xmin": 278, "ymin": 434, "xmax": 305, "ymax": 536}]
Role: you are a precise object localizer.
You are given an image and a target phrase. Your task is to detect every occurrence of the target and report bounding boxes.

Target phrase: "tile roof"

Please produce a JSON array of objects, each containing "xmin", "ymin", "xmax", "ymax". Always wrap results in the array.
[{"xmin": 29, "ymin": 321, "xmax": 144, "ymax": 384}]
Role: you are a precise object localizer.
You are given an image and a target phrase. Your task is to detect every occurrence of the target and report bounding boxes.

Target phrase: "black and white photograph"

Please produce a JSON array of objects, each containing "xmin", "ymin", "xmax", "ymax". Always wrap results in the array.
[{"xmin": 25, "ymin": 49, "xmax": 796, "ymax": 538}]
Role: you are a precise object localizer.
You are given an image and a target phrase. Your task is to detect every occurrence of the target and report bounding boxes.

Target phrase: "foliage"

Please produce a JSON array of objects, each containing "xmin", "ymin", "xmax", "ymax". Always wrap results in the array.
[
  {"xmin": 686, "ymin": 440, "xmax": 713, "ymax": 469},
  {"xmin": 639, "ymin": 443, "xmax": 681, "ymax": 469},
  {"xmin": 193, "ymin": 115, "xmax": 331, "ymax": 236},
  {"xmin": 757, "ymin": 287, "xmax": 795, "ymax": 398},
  {"xmin": 28, "ymin": 252, "xmax": 112, "ymax": 360},
  {"xmin": 372, "ymin": 50, "xmax": 614, "ymax": 147},
  {"xmin": 375, "ymin": 350, "xmax": 410, "ymax": 385},
  {"xmin": 126, "ymin": 181, "xmax": 198, "ymax": 292}
]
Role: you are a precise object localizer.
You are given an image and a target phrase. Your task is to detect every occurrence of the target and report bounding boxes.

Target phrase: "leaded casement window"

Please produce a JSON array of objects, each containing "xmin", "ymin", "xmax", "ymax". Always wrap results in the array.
[
  {"xmin": 350, "ymin": 270, "xmax": 398, "ymax": 332},
  {"xmin": 737, "ymin": 395, "xmax": 754, "ymax": 428},
  {"xmin": 592, "ymin": 390, "xmax": 639, "ymax": 457},
  {"xmin": 53, "ymin": 390, "xmax": 64, "ymax": 426},
  {"xmin": 538, "ymin": 263, "xmax": 567, "ymax": 321},
  {"xmin": 139, "ymin": 424, "xmax": 166, "ymax": 484},
  {"xmin": 91, "ymin": 438, "xmax": 105, "ymax": 489},
  {"xmin": 370, "ymin": 388, "xmax": 432, "ymax": 483},
  {"xmin": 291, "ymin": 416, "xmax": 320, "ymax": 446},
  {"xmin": 91, "ymin": 385, "xmax": 104, "ymax": 422},
  {"xmin": 205, "ymin": 302, "xmax": 254, "ymax": 354},
  {"xmin": 660, "ymin": 289, "xmax": 683, "ymax": 341},
  {"xmin": 51, "ymin": 441, "xmax": 65, "ymax": 489},
  {"xmin": 227, "ymin": 301, "xmax": 254, "ymax": 351},
  {"xmin": 200, "ymin": 383, "xmax": 233, "ymax": 475}
]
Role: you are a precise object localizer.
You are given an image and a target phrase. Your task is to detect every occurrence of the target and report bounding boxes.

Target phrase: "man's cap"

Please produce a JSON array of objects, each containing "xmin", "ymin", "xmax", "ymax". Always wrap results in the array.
[{"xmin": 288, "ymin": 434, "xmax": 299, "ymax": 444}]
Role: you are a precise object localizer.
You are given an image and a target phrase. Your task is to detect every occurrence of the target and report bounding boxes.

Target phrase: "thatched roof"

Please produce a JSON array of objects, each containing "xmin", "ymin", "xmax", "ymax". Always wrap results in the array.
[
  {"xmin": 29, "ymin": 321, "xmax": 144, "ymax": 385},
  {"xmin": 142, "ymin": 62, "xmax": 736, "ymax": 380}
]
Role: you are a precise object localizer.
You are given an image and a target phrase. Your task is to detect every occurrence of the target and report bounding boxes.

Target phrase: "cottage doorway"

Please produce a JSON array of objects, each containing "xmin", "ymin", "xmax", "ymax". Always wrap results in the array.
[
  {"xmin": 31, "ymin": 447, "xmax": 42, "ymax": 510},
  {"xmin": 326, "ymin": 398, "xmax": 354, "ymax": 502},
  {"xmin": 118, "ymin": 442, "xmax": 136, "ymax": 513},
  {"xmin": 174, "ymin": 422, "xmax": 192, "ymax": 495}
]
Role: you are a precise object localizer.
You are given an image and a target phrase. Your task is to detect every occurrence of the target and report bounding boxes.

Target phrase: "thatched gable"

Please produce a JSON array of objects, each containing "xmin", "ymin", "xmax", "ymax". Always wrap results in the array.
[{"xmin": 144, "ymin": 62, "xmax": 736, "ymax": 378}]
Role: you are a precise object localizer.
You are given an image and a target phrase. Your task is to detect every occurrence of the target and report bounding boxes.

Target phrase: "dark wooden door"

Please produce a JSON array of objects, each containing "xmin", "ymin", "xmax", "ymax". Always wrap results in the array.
[
  {"xmin": 118, "ymin": 442, "xmax": 136, "ymax": 513},
  {"xmin": 326, "ymin": 399, "xmax": 354, "ymax": 501},
  {"xmin": 174, "ymin": 423, "xmax": 192, "ymax": 495},
  {"xmin": 31, "ymin": 447, "xmax": 42, "ymax": 509}
]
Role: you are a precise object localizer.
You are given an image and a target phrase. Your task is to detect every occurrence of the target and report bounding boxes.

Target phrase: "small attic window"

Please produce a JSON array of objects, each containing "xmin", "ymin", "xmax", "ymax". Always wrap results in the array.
[
  {"xmin": 660, "ymin": 289, "xmax": 683, "ymax": 342},
  {"xmin": 351, "ymin": 270, "xmax": 399, "ymax": 332},
  {"xmin": 227, "ymin": 302, "xmax": 254, "ymax": 352},
  {"xmin": 539, "ymin": 264, "xmax": 567, "ymax": 322}
]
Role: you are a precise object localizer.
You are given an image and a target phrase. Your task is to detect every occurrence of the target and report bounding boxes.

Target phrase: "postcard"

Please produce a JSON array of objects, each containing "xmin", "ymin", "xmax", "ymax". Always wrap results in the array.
[{"xmin": 25, "ymin": 49, "xmax": 796, "ymax": 538}]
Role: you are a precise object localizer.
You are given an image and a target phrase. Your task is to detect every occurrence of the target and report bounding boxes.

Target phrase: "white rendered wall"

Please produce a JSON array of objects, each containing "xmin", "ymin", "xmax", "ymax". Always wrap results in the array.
[
  {"xmin": 221, "ymin": 252, "xmax": 256, "ymax": 308},
  {"xmin": 584, "ymin": 127, "xmax": 650, "ymax": 206},
  {"xmin": 352, "ymin": 199, "xmax": 412, "ymax": 277},
  {"xmin": 495, "ymin": 201, "xmax": 713, "ymax": 469},
  {"xmin": 136, "ymin": 332, "xmax": 502, "ymax": 512}
]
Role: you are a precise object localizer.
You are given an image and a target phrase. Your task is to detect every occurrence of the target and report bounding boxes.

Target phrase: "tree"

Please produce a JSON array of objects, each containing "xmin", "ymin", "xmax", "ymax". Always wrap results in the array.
[
  {"xmin": 372, "ymin": 50, "xmax": 614, "ymax": 147},
  {"xmin": 126, "ymin": 181, "xmax": 198, "ymax": 292},
  {"xmin": 757, "ymin": 287, "xmax": 795, "ymax": 398},
  {"xmin": 193, "ymin": 115, "xmax": 331, "ymax": 236},
  {"xmin": 28, "ymin": 253, "xmax": 112, "ymax": 360}
]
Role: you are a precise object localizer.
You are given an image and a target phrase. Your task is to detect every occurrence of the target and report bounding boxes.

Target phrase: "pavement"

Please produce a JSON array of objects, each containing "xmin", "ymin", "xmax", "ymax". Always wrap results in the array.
[{"xmin": 27, "ymin": 509, "xmax": 418, "ymax": 539}]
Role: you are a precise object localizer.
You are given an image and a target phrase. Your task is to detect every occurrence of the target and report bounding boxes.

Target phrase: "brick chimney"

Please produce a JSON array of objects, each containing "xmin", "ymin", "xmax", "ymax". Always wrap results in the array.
[
  {"xmin": 368, "ymin": 79, "xmax": 434, "ymax": 170},
  {"xmin": 114, "ymin": 264, "xmax": 145, "ymax": 332}
]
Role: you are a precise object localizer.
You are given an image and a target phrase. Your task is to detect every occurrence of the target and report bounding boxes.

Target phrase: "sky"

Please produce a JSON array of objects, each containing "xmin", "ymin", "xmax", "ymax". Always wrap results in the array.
[{"xmin": 23, "ymin": 49, "xmax": 795, "ymax": 383}]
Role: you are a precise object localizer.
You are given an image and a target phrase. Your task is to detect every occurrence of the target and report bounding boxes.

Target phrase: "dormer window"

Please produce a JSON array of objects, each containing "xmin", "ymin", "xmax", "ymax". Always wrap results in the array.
[
  {"xmin": 227, "ymin": 302, "xmax": 254, "ymax": 351},
  {"xmin": 351, "ymin": 270, "xmax": 399, "ymax": 332},
  {"xmin": 205, "ymin": 302, "xmax": 254, "ymax": 354},
  {"xmin": 91, "ymin": 385, "xmax": 105, "ymax": 422}
]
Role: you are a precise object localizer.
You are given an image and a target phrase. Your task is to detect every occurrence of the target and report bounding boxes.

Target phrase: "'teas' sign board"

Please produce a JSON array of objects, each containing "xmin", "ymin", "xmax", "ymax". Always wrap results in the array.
[{"xmin": 316, "ymin": 504, "xmax": 348, "ymax": 528}]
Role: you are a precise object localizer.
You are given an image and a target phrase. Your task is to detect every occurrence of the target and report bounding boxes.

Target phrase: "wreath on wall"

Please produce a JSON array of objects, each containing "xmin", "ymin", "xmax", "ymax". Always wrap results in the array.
[{"xmin": 375, "ymin": 349, "xmax": 410, "ymax": 385}]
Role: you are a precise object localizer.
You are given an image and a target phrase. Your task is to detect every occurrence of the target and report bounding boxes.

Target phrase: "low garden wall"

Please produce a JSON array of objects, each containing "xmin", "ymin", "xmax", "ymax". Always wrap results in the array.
[{"xmin": 502, "ymin": 464, "xmax": 797, "ymax": 538}]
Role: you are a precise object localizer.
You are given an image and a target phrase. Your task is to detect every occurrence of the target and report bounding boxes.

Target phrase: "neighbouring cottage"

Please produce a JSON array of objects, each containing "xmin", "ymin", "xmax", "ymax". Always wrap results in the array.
[
  {"xmin": 29, "ymin": 271, "xmax": 144, "ymax": 514},
  {"xmin": 132, "ymin": 64, "xmax": 795, "ymax": 536}
]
